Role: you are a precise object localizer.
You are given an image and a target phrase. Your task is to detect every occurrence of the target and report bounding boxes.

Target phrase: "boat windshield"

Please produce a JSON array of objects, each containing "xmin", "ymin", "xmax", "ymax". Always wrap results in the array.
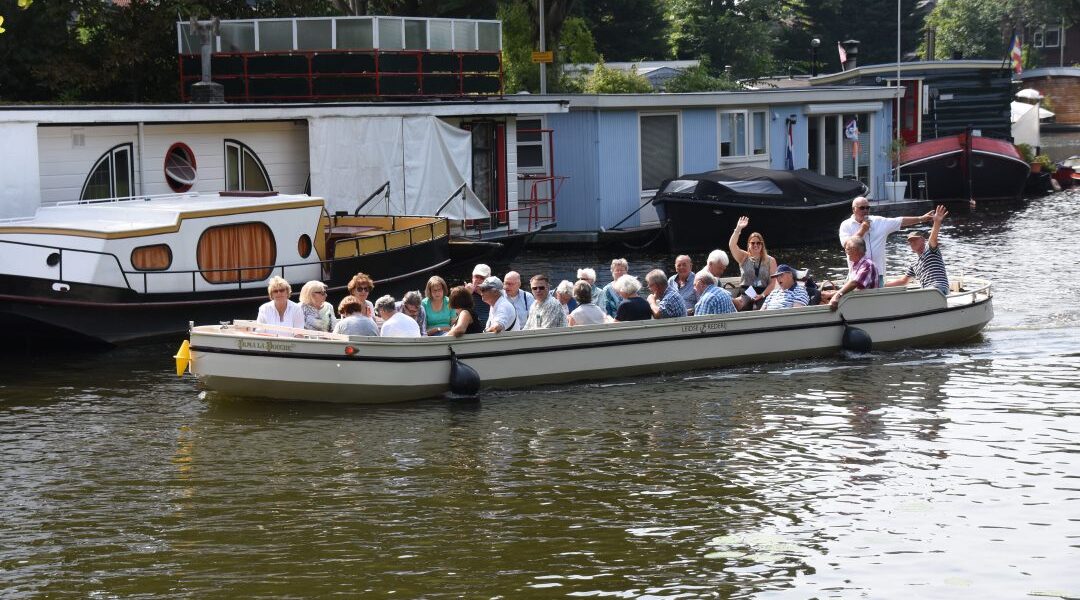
[{"xmin": 661, "ymin": 179, "xmax": 699, "ymax": 194}]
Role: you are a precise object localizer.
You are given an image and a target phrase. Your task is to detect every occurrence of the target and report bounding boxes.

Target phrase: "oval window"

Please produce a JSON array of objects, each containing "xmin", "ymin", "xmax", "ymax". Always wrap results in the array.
[
  {"xmin": 131, "ymin": 244, "xmax": 173, "ymax": 271},
  {"xmin": 298, "ymin": 234, "xmax": 312, "ymax": 258},
  {"xmin": 165, "ymin": 143, "xmax": 197, "ymax": 193}
]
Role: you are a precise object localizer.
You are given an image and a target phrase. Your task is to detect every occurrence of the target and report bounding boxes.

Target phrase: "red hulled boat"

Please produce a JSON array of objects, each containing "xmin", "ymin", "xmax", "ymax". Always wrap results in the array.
[{"xmin": 899, "ymin": 132, "xmax": 1030, "ymax": 205}]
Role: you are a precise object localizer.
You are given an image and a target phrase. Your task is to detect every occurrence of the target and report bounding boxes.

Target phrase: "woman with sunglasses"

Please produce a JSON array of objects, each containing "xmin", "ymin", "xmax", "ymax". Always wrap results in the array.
[
  {"xmin": 729, "ymin": 216, "xmax": 777, "ymax": 311},
  {"xmin": 299, "ymin": 280, "xmax": 336, "ymax": 332},
  {"xmin": 346, "ymin": 272, "xmax": 379, "ymax": 324}
]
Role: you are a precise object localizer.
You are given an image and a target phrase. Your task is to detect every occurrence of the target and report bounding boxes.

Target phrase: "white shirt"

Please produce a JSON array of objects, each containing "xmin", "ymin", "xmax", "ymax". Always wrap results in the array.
[
  {"xmin": 257, "ymin": 300, "xmax": 304, "ymax": 331},
  {"xmin": 485, "ymin": 295, "xmax": 517, "ymax": 332},
  {"xmin": 839, "ymin": 214, "xmax": 903, "ymax": 277},
  {"xmin": 379, "ymin": 312, "xmax": 421, "ymax": 337},
  {"xmin": 504, "ymin": 290, "xmax": 533, "ymax": 331},
  {"xmin": 569, "ymin": 303, "xmax": 607, "ymax": 326}
]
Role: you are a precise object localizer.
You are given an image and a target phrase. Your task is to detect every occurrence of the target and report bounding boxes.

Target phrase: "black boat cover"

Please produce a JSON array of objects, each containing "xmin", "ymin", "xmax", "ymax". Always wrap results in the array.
[{"xmin": 657, "ymin": 167, "xmax": 867, "ymax": 206}]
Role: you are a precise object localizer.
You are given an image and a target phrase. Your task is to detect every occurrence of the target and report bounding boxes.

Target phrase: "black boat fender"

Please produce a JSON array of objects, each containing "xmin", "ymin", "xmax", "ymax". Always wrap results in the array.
[
  {"xmin": 448, "ymin": 346, "xmax": 481, "ymax": 397},
  {"xmin": 840, "ymin": 316, "xmax": 873, "ymax": 354}
]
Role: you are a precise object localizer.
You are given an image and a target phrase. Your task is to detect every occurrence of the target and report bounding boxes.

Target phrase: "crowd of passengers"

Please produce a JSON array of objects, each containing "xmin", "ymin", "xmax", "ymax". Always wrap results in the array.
[{"xmin": 256, "ymin": 201, "xmax": 951, "ymax": 338}]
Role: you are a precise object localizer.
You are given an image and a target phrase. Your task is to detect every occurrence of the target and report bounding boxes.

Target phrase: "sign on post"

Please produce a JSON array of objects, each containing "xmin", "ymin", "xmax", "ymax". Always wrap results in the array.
[{"xmin": 531, "ymin": 51, "xmax": 554, "ymax": 64}]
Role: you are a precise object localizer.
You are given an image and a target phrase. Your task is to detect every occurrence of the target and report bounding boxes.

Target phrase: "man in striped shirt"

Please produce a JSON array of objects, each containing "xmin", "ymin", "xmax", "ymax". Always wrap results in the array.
[{"xmin": 886, "ymin": 205, "xmax": 950, "ymax": 295}]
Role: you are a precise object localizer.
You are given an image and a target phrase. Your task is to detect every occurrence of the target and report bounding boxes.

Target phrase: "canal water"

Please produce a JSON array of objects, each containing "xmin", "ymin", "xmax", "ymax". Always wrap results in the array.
[{"xmin": 1, "ymin": 191, "xmax": 1078, "ymax": 598}]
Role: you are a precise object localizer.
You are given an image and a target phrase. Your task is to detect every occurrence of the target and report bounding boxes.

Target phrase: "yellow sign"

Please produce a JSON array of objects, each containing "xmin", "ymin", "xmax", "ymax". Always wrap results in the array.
[{"xmin": 531, "ymin": 51, "xmax": 554, "ymax": 64}]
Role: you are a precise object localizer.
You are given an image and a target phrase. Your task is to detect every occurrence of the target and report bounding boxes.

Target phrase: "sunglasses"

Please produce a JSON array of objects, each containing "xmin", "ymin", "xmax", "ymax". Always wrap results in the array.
[
  {"xmin": 856, "ymin": 206, "xmax": 871, "ymax": 211},
  {"xmin": 531, "ymin": 285, "xmax": 547, "ymax": 291},
  {"xmin": 314, "ymin": 290, "xmax": 327, "ymax": 296},
  {"xmin": 749, "ymin": 241, "xmax": 763, "ymax": 246},
  {"xmin": 354, "ymin": 286, "xmax": 371, "ymax": 292}
]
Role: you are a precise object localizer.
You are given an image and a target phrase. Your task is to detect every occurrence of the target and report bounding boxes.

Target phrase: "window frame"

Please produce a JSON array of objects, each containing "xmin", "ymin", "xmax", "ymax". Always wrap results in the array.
[
  {"xmin": 196, "ymin": 221, "xmax": 278, "ymax": 284},
  {"xmin": 717, "ymin": 108, "xmax": 769, "ymax": 161},
  {"xmin": 224, "ymin": 139, "xmax": 273, "ymax": 192},
  {"xmin": 514, "ymin": 117, "xmax": 548, "ymax": 174},
  {"xmin": 1043, "ymin": 26, "xmax": 1061, "ymax": 48},
  {"xmin": 80, "ymin": 143, "xmax": 135, "ymax": 201},
  {"xmin": 638, "ymin": 111, "xmax": 682, "ymax": 195}
]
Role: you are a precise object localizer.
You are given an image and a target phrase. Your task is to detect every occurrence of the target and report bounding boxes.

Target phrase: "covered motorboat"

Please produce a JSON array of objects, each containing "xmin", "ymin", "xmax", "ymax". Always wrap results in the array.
[
  {"xmin": 652, "ymin": 167, "xmax": 867, "ymax": 249},
  {"xmin": 0, "ymin": 192, "xmax": 449, "ymax": 346},
  {"xmin": 181, "ymin": 278, "xmax": 993, "ymax": 404},
  {"xmin": 899, "ymin": 132, "xmax": 1030, "ymax": 206}
]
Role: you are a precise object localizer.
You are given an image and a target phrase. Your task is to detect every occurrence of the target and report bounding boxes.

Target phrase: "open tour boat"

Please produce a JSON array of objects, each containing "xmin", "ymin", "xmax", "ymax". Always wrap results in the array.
[
  {"xmin": 0, "ymin": 191, "xmax": 449, "ymax": 345},
  {"xmin": 178, "ymin": 277, "xmax": 994, "ymax": 404}
]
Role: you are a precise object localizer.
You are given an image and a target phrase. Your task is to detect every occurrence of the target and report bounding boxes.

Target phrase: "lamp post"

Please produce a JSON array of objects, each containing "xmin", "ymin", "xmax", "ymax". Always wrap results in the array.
[{"xmin": 810, "ymin": 37, "xmax": 821, "ymax": 76}]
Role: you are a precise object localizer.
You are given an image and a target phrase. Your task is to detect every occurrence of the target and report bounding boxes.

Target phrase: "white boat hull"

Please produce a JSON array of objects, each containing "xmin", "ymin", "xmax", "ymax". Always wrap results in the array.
[{"xmin": 186, "ymin": 283, "xmax": 994, "ymax": 404}]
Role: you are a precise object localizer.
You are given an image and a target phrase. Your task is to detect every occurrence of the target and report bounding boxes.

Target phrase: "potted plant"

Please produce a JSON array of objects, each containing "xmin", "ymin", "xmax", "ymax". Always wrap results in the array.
[
  {"xmin": 884, "ymin": 138, "xmax": 908, "ymax": 202},
  {"xmin": 1016, "ymin": 143, "xmax": 1038, "ymax": 171},
  {"xmin": 1034, "ymin": 154, "xmax": 1055, "ymax": 174}
]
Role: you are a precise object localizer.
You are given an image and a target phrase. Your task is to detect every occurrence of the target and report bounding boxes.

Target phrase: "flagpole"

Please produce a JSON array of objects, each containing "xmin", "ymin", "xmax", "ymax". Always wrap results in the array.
[{"xmin": 895, "ymin": 0, "xmax": 901, "ymax": 183}]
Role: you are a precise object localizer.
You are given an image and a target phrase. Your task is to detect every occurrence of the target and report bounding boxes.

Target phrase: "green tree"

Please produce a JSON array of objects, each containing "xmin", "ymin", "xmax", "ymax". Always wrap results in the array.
[
  {"xmin": 574, "ymin": 0, "xmax": 669, "ymax": 61},
  {"xmin": 666, "ymin": 0, "xmax": 786, "ymax": 78},
  {"xmin": 581, "ymin": 61, "xmax": 653, "ymax": 93},
  {"xmin": 662, "ymin": 59, "xmax": 742, "ymax": 92},
  {"xmin": 923, "ymin": 0, "xmax": 1079, "ymax": 60}
]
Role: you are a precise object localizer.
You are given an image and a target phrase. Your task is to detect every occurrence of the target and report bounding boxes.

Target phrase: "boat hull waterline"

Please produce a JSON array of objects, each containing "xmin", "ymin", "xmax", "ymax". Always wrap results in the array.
[{"xmin": 186, "ymin": 282, "xmax": 994, "ymax": 404}]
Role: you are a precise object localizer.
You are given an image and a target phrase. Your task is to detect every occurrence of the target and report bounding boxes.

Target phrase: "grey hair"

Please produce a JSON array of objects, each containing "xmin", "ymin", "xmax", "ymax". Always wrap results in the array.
[
  {"xmin": 401, "ymin": 290, "xmax": 422, "ymax": 307},
  {"xmin": 556, "ymin": 280, "xmax": 574, "ymax": 296},
  {"xmin": 846, "ymin": 236, "xmax": 867, "ymax": 254},
  {"xmin": 374, "ymin": 294, "xmax": 397, "ymax": 314},
  {"xmin": 645, "ymin": 269, "xmax": 667, "ymax": 287},
  {"xmin": 576, "ymin": 268, "xmax": 597, "ymax": 283},
  {"xmin": 851, "ymin": 196, "xmax": 869, "ymax": 209},
  {"xmin": 612, "ymin": 274, "xmax": 641, "ymax": 296},
  {"xmin": 695, "ymin": 269, "xmax": 717, "ymax": 286},
  {"xmin": 572, "ymin": 280, "xmax": 593, "ymax": 304},
  {"xmin": 707, "ymin": 249, "xmax": 729, "ymax": 268},
  {"xmin": 610, "ymin": 258, "xmax": 628, "ymax": 272}
]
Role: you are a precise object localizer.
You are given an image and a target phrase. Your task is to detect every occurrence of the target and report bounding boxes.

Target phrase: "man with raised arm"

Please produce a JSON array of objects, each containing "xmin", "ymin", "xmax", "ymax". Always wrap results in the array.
[
  {"xmin": 839, "ymin": 197, "xmax": 933, "ymax": 287},
  {"xmin": 886, "ymin": 205, "xmax": 951, "ymax": 295}
]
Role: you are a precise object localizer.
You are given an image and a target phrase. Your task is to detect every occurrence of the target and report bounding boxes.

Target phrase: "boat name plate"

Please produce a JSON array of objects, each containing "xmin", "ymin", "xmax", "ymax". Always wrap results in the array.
[
  {"xmin": 681, "ymin": 321, "xmax": 728, "ymax": 334},
  {"xmin": 237, "ymin": 338, "xmax": 297, "ymax": 353}
]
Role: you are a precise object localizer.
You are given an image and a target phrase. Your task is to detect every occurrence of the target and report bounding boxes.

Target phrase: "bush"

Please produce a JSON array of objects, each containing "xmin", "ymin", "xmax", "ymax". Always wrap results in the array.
[
  {"xmin": 1015, "ymin": 143, "xmax": 1035, "ymax": 164},
  {"xmin": 583, "ymin": 62, "xmax": 654, "ymax": 94}
]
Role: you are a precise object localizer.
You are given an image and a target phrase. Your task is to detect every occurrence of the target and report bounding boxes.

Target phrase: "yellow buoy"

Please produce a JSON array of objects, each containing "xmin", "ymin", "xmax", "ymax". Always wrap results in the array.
[{"xmin": 174, "ymin": 339, "xmax": 191, "ymax": 376}]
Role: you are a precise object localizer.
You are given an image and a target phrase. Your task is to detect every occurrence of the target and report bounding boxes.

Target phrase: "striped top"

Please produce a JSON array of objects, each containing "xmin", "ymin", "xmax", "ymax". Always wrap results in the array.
[{"xmin": 906, "ymin": 245, "xmax": 950, "ymax": 295}]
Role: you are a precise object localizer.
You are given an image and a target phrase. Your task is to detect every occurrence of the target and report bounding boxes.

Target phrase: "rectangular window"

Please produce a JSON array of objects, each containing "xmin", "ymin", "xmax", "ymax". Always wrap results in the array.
[
  {"xmin": 1033, "ymin": 31, "xmax": 1045, "ymax": 47},
  {"xmin": 516, "ymin": 118, "xmax": 545, "ymax": 170},
  {"xmin": 720, "ymin": 109, "xmax": 767, "ymax": 158},
  {"xmin": 1044, "ymin": 26, "xmax": 1060, "ymax": 48},
  {"xmin": 337, "ymin": 18, "xmax": 373, "ymax": 49},
  {"xmin": 220, "ymin": 22, "xmax": 256, "ymax": 52},
  {"xmin": 454, "ymin": 21, "xmax": 477, "ymax": 50},
  {"xmin": 259, "ymin": 21, "xmax": 293, "ymax": 51},
  {"xmin": 297, "ymin": 19, "xmax": 332, "ymax": 51},
  {"xmin": 378, "ymin": 18, "xmax": 404, "ymax": 50},
  {"xmin": 429, "ymin": 20, "xmax": 453, "ymax": 50},
  {"xmin": 403, "ymin": 19, "xmax": 427, "ymax": 50},
  {"xmin": 752, "ymin": 111, "xmax": 768, "ymax": 155},
  {"xmin": 640, "ymin": 114, "xmax": 679, "ymax": 191},
  {"xmin": 477, "ymin": 22, "xmax": 501, "ymax": 51},
  {"xmin": 841, "ymin": 113, "xmax": 871, "ymax": 186}
]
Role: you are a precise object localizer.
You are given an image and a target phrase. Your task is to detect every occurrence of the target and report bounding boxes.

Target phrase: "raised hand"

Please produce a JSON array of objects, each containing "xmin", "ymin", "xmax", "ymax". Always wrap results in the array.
[
  {"xmin": 736, "ymin": 216, "xmax": 749, "ymax": 230},
  {"xmin": 933, "ymin": 204, "xmax": 948, "ymax": 223}
]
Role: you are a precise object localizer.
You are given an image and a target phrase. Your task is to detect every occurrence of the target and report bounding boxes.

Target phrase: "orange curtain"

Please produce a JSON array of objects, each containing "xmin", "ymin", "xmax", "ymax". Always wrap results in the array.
[
  {"xmin": 197, "ymin": 222, "xmax": 276, "ymax": 283},
  {"xmin": 130, "ymin": 244, "xmax": 172, "ymax": 271}
]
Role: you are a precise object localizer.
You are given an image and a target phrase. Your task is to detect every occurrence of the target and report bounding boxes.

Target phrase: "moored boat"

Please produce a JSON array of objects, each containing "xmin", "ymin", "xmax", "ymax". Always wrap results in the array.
[
  {"xmin": 0, "ymin": 191, "xmax": 450, "ymax": 346},
  {"xmin": 899, "ymin": 132, "xmax": 1030, "ymax": 206},
  {"xmin": 181, "ymin": 278, "xmax": 994, "ymax": 404},
  {"xmin": 651, "ymin": 167, "xmax": 868, "ymax": 249}
]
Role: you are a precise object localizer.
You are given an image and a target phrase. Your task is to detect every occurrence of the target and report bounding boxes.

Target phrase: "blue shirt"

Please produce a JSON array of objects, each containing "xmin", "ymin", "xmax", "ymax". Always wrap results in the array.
[
  {"xmin": 668, "ymin": 272, "xmax": 698, "ymax": 308},
  {"xmin": 694, "ymin": 285, "xmax": 737, "ymax": 315},
  {"xmin": 656, "ymin": 285, "xmax": 687, "ymax": 319}
]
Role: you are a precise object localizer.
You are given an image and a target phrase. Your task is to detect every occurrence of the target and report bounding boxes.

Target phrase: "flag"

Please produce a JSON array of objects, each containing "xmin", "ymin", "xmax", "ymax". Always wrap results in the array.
[
  {"xmin": 845, "ymin": 118, "xmax": 860, "ymax": 159},
  {"xmin": 785, "ymin": 120, "xmax": 794, "ymax": 170},
  {"xmin": 838, "ymin": 42, "xmax": 848, "ymax": 70},
  {"xmin": 1009, "ymin": 32, "xmax": 1023, "ymax": 76}
]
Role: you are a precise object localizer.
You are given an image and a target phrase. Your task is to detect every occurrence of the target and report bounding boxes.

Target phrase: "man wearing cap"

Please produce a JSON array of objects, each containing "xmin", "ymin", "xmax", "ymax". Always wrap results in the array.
[
  {"xmin": 826, "ymin": 236, "xmax": 878, "ymax": 310},
  {"xmin": 839, "ymin": 197, "xmax": 933, "ymax": 287},
  {"xmin": 886, "ymin": 205, "xmax": 950, "ymax": 295},
  {"xmin": 465, "ymin": 263, "xmax": 492, "ymax": 325},
  {"xmin": 761, "ymin": 264, "xmax": 809, "ymax": 310},
  {"xmin": 479, "ymin": 276, "xmax": 516, "ymax": 333}
]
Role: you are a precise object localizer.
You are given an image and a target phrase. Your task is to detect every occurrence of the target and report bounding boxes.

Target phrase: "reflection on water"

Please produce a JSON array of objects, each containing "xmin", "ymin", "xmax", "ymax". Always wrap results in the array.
[{"xmin": 1, "ymin": 191, "xmax": 1079, "ymax": 598}]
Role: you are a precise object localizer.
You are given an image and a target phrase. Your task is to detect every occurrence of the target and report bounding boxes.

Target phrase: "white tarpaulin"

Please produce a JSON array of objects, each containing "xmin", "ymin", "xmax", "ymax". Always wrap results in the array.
[
  {"xmin": 1010, "ymin": 102, "xmax": 1047, "ymax": 148},
  {"xmin": 308, "ymin": 116, "xmax": 488, "ymax": 219}
]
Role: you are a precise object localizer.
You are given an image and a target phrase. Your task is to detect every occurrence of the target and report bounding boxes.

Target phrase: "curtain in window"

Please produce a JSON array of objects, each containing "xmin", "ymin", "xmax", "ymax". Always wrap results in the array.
[
  {"xmin": 197, "ymin": 222, "xmax": 276, "ymax": 283},
  {"xmin": 641, "ymin": 115, "xmax": 678, "ymax": 191},
  {"xmin": 131, "ymin": 244, "xmax": 172, "ymax": 271}
]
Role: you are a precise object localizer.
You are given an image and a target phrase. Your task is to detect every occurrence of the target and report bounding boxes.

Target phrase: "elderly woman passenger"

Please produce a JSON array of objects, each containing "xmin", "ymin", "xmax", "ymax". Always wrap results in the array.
[
  {"xmin": 692, "ymin": 269, "xmax": 736, "ymax": 316},
  {"xmin": 447, "ymin": 285, "xmax": 484, "ymax": 337},
  {"xmin": 299, "ymin": 280, "xmax": 336, "ymax": 332},
  {"xmin": 612, "ymin": 274, "xmax": 652, "ymax": 322},
  {"xmin": 347, "ymin": 272, "xmax": 377, "ymax": 320},
  {"xmin": 257, "ymin": 276, "xmax": 305, "ymax": 330},
  {"xmin": 568, "ymin": 280, "xmax": 610, "ymax": 326},
  {"xmin": 555, "ymin": 280, "xmax": 576, "ymax": 316},
  {"xmin": 333, "ymin": 296, "xmax": 380, "ymax": 336}
]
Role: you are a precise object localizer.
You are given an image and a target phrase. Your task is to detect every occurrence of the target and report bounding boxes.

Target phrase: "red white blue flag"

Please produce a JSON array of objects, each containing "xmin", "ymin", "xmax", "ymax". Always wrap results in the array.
[
  {"xmin": 1009, "ymin": 32, "xmax": 1023, "ymax": 76},
  {"xmin": 785, "ymin": 120, "xmax": 794, "ymax": 170},
  {"xmin": 838, "ymin": 42, "xmax": 848, "ymax": 71}
]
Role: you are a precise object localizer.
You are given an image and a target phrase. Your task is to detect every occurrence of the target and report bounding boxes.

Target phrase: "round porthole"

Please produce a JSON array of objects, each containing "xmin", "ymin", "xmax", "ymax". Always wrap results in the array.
[
  {"xmin": 46, "ymin": 252, "xmax": 61, "ymax": 267},
  {"xmin": 164, "ymin": 143, "xmax": 197, "ymax": 193},
  {"xmin": 298, "ymin": 234, "xmax": 312, "ymax": 258}
]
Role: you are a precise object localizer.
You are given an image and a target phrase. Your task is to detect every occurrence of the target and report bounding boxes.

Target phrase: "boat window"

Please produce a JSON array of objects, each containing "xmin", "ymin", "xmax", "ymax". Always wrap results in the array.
[
  {"xmin": 197, "ymin": 222, "xmax": 277, "ymax": 284},
  {"xmin": 661, "ymin": 179, "xmax": 698, "ymax": 194},
  {"xmin": 80, "ymin": 143, "xmax": 135, "ymax": 201},
  {"xmin": 224, "ymin": 140, "xmax": 272, "ymax": 192},
  {"xmin": 298, "ymin": 234, "xmax": 312, "ymax": 258},
  {"xmin": 164, "ymin": 143, "xmax": 197, "ymax": 193},
  {"xmin": 720, "ymin": 180, "xmax": 782, "ymax": 195},
  {"xmin": 131, "ymin": 244, "xmax": 173, "ymax": 271},
  {"xmin": 516, "ymin": 118, "xmax": 546, "ymax": 170},
  {"xmin": 640, "ymin": 114, "xmax": 680, "ymax": 191}
]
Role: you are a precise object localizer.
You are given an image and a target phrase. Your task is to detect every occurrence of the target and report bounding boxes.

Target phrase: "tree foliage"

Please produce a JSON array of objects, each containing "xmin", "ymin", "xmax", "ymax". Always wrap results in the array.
[
  {"xmin": 580, "ymin": 62, "xmax": 653, "ymax": 94},
  {"xmin": 662, "ymin": 60, "xmax": 742, "ymax": 92},
  {"xmin": 573, "ymin": 0, "xmax": 669, "ymax": 62},
  {"xmin": 922, "ymin": 0, "xmax": 1078, "ymax": 60}
]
